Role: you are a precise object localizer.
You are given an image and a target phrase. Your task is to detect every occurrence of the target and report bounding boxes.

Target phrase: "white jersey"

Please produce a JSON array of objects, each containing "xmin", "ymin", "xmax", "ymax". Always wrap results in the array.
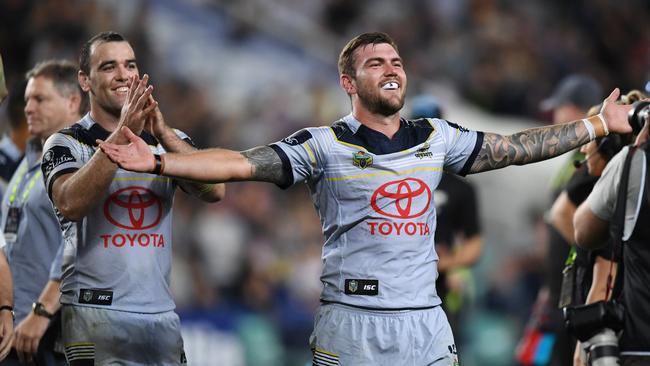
[
  {"xmin": 270, "ymin": 114, "xmax": 482, "ymax": 309},
  {"xmin": 42, "ymin": 114, "xmax": 189, "ymax": 313}
]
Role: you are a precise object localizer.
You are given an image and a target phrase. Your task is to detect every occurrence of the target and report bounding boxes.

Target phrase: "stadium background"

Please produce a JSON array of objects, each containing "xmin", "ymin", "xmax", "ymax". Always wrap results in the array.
[{"xmin": 1, "ymin": 0, "xmax": 649, "ymax": 365}]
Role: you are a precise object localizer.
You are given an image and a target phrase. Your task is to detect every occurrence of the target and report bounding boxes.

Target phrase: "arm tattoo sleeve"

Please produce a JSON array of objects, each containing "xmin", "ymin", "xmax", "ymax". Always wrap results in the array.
[
  {"xmin": 469, "ymin": 120, "xmax": 591, "ymax": 174},
  {"xmin": 241, "ymin": 146, "xmax": 289, "ymax": 185}
]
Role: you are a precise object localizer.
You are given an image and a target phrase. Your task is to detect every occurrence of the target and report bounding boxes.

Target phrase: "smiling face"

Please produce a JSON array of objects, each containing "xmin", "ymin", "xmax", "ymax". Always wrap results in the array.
[
  {"xmin": 78, "ymin": 40, "xmax": 138, "ymax": 118},
  {"xmin": 343, "ymin": 42, "xmax": 407, "ymax": 117}
]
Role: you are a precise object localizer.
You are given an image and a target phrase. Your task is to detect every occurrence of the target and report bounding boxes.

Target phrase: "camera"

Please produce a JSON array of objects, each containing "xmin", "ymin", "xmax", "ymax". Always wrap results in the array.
[
  {"xmin": 563, "ymin": 300, "xmax": 625, "ymax": 366},
  {"xmin": 628, "ymin": 100, "xmax": 650, "ymax": 135}
]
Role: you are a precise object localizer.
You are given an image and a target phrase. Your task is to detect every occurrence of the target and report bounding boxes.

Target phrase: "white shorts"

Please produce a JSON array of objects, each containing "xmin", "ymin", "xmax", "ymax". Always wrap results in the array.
[
  {"xmin": 61, "ymin": 305, "xmax": 187, "ymax": 365},
  {"xmin": 310, "ymin": 303, "xmax": 458, "ymax": 366}
]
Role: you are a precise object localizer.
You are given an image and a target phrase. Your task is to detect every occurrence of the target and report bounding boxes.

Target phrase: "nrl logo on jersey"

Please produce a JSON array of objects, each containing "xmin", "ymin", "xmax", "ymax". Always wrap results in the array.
[
  {"xmin": 348, "ymin": 280, "xmax": 358, "ymax": 293},
  {"xmin": 352, "ymin": 151, "xmax": 373, "ymax": 169},
  {"xmin": 82, "ymin": 290, "xmax": 93, "ymax": 302},
  {"xmin": 414, "ymin": 142, "xmax": 433, "ymax": 159}
]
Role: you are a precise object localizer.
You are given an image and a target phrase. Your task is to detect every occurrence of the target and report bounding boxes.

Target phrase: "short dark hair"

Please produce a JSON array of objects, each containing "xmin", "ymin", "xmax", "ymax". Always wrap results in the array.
[
  {"xmin": 26, "ymin": 59, "xmax": 88, "ymax": 115},
  {"xmin": 79, "ymin": 31, "xmax": 127, "ymax": 75},
  {"xmin": 338, "ymin": 32, "xmax": 399, "ymax": 77}
]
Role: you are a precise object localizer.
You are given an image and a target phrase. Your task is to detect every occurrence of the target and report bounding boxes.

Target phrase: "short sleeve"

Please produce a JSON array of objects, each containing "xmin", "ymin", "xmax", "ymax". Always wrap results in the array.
[
  {"xmin": 41, "ymin": 133, "xmax": 84, "ymax": 198},
  {"xmin": 436, "ymin": 120, "xmax": 483, "ymax": 176},
  {"xmin": 49, "ymin": 240, "xmax": 64, "ymax": 281},
  {"xmin": 269, "ymin": 128, "xmax": 319, "ymax": 189}
]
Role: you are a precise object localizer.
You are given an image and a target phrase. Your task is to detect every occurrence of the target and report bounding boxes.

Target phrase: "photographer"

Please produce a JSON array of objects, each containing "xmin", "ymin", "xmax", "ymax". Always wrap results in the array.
[
  {"xmin": 554, "ymin": 92, "xmax": 644, "ymax": 366},
  {"xmin": 574, "ymin": 100, "xmax": 650, "ymax": 365}
]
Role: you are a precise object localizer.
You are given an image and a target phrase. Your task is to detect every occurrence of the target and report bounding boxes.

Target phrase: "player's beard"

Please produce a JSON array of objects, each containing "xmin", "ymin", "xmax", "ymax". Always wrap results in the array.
[
  {"xmin": 90, "ymin": 87, "xmax": 125, "ymax": 118},
  {"xmin": 357, "ymin": 83, "xmax": 405, "ymax": 117}
]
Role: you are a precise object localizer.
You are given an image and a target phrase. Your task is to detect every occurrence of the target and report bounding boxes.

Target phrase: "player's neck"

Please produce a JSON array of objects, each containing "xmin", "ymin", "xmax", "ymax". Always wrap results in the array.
[
  {"xmin": 89, "ymin": 103, "xmax": 120, "ymax": 132},
  {"xmin": 353, "ymin": 108, "xmax": 401, "ymax": 139}
]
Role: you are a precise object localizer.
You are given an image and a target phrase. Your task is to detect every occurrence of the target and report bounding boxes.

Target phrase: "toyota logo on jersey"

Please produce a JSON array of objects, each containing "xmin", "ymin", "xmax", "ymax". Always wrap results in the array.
[
  {"xmin": 368, "ymin": 178, "xmax": 432, "ymax": 236},
  {"xmin": 371, "ymin": 178, "xmax": 431, "ymax": 218},
  {"xmin": 103, "ymin": 186, "xmax": 162, "ymax": 230}
]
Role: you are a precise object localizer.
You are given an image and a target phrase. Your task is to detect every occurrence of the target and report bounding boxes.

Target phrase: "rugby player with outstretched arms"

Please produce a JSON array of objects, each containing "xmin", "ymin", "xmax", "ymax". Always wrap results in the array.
[{"xmin": 98, "ymin": 32, "xmax": 632, "ymax": 366}]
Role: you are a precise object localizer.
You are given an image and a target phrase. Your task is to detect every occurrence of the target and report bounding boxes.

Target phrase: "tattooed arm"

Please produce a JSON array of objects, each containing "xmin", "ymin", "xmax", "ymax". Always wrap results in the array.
[
  {"xmin": 469, "ymin": 88, "xmax": 633, "ymax": 174},
  {"xmin": 469, "ymin": 120, "xmax": 590, "ymax": 173},
  {"xmin": 97, "ymin": 126, "xmax": 290, "ymax": 185}
]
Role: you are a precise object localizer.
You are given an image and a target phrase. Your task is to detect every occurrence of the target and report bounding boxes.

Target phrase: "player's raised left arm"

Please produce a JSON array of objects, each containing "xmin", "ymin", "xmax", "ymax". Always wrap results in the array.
[
  {"xmin": 468, "ymin": 88, "xmax": 632, "ymax": 174},
  {"xmin": 98, "ymin": 126, "xmax": 290, "ymax": 186}
]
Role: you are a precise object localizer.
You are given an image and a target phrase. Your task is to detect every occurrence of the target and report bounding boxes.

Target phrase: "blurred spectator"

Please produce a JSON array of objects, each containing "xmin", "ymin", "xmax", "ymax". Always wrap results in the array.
[{"xmin": 0, "ymin": 81, "xmax": 29, "ymax": 188}]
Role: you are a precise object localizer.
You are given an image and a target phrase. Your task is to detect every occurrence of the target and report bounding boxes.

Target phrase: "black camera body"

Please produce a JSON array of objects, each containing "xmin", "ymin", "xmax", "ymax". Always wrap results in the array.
[
  {"xmin": 564, "ymin": 300, "xmax": 624, "ymax": 341},
  {"xmin": 564, "ymin": 301, "xmax": 624, "ymax": 366}
]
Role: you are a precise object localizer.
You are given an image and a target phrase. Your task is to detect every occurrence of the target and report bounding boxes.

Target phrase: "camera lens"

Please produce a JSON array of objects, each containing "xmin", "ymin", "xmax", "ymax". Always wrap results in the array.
[
  {"xmin": 585, "ymin": 329, "xmax": 619, "ymax": 366},
  {"xmin": 628, "ymin": 100, "xmax": 650, "ymax": 135}
]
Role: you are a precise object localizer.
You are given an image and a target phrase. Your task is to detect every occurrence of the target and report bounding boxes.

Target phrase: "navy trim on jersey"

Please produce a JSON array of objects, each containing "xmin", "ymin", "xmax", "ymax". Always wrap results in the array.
[
  {"xmin": 46, "ymin": 167, "xmax": 78, "ymax": 199},
  {"xmin": 268, "ymin": 144, "xmax": 293, "ymax": 189},
  {"xmin": 458, "ymin": 131, "xmax": 484, "ymax": 176},
  {"xmin": 60, "ymin": 123, "xmax": 159, "ymax": 147},
  {"xmin": 334, "ymin": 118, "xmax": 434, "ymax": 155},
  {"xmin": 49, "ymin": 123, "xmax": 162, "ymax": 197},
  {"xmin": 320, "ymin": 300, "xmax": 439, "ymax": 312}
]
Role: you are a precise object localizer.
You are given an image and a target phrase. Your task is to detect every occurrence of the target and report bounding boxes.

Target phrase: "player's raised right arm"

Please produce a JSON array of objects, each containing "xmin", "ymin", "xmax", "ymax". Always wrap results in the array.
[
  {"xmin": 99, "ymin": 126, "xmax": 290, "ymax": 186},
  {"xmin": 49, "ymin": 77, "xmax": 155, "ymax": 222}
]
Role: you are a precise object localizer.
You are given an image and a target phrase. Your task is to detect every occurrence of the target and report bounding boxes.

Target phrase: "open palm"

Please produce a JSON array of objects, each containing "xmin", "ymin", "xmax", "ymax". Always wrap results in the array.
[{"xmin": 98, "ymin": 126, "xmax": 155, "ymax": 173}]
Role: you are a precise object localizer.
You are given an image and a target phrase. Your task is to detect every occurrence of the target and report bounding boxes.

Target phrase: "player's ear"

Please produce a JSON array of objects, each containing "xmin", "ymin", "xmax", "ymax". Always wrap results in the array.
[
  {"xmin": 340, "ymin": 74, "xmax": 356, "ymax": 95},
  {"xmin": 78, "ymin": 70, "xmax": 91, "ymax": 93}
]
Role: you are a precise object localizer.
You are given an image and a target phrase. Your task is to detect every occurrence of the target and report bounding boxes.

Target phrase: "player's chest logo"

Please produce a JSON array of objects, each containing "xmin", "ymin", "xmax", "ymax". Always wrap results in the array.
[
  {"xmin": 352, "ymin": 151, "xmax": 373, "ymax": 169},
  {"xmin": 371, "ymin": 178, "xmax": 431, "ymax": 219},
  {"xmin": 367, "ymin": 178, "xmax": 432, "ymax": 236}
]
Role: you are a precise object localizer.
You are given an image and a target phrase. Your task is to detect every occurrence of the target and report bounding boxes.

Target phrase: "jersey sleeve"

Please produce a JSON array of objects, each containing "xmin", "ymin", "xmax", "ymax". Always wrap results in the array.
[
  {"xmin": 49, "ymin": 240, "xmax": 64, "ymax": 281},
  {"xmin": 171, "ymin": 128, "xmax": 195, "ymax": 148},
  {"xmin": 41, "ymin": 132, "xmax": 85, "ymax": 199},
  {"xmin": 436, "ymin": 119, "xmax": 483, "ymax": 176},
  {"xmin": 268, "ymin": 128, "xmax": 320, "ymax": 189}
]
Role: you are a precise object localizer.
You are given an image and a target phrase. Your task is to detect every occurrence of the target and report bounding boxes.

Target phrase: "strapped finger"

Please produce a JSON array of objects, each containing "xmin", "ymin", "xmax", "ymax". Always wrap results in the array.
[
  {"xmin": 135, "ymin": 74, "xmax": 150, "ymax": 100},
  {"xmin": 127, "ymin": 75, "xmax": 139, "ymax": 103},
  {"xmin": 134, "ymin": 85, "xmax": 154, "ymax": 111}
]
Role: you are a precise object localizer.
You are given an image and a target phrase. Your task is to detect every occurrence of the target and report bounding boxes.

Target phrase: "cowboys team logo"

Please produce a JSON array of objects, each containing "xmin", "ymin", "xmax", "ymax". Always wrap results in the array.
[
  {"xmin": 352, "ymin": 151, "xmax": 373, "ymax": 169},
  {"xmin": 348, "ymin": 280, "xmax": 358, "ymax": 293},
  {"xmin": 414, "ymin": 142, "xmax": 433, "ymax": 159}
]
